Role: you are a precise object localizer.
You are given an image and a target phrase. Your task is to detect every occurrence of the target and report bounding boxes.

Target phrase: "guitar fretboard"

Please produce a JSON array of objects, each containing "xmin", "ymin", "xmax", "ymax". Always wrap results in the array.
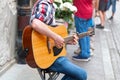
[{"xmin": 64, "ymin": 32, "xmax": 88, "ymax": 43}]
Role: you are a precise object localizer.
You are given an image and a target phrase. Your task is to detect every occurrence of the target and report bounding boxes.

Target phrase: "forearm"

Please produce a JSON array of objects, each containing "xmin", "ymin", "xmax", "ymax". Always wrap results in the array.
[
  {"xmin": 31, "ymin": 18, "xmax": 58, "ymax": 40},
  {"xmin": 31, "ymin": 18, "xmax": 65, "ymax": 48},
  {"xmin": 31, "ymin": 18, "xmax": 78, "ymax": 49}
]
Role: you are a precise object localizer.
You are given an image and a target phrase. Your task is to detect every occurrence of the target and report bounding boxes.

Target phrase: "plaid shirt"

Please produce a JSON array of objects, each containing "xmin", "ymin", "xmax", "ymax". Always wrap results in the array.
[{"xmin": 30, "ymin": 0, "xmax": 56, "ymax": 25}]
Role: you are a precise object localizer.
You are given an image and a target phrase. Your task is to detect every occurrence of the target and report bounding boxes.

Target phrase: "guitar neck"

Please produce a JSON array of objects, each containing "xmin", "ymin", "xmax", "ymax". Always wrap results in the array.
[{"xmin": 64, "ymin": 32, "xmax": 88, "ymax": 43}]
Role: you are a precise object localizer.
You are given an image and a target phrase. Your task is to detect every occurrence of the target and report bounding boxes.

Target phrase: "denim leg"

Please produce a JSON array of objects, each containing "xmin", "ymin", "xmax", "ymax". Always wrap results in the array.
[
  {"xmin": 107, "ymin": 0, "xmax": 111, "ymax": 10},
  {"xmin": 79, "ymin": 36, "xmax": 90, "ymax": 58},
  {"xmin": 74, "ymin": 16, "xmax": 90, "ymax": 58},
  {"xmin": 48, "ymin": 57, "xmax": 87, "ymax": 80},
  {"xmin": 111, "ymin": 0, "xmax": 116, "ymax": 13},
  {"xmin": 86, "ymin": 36, "xmax": 90, "ymax": 55}
]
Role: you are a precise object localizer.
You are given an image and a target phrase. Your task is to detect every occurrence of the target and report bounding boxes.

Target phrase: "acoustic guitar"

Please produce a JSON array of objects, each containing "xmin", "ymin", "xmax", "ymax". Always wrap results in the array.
[{"xmin": 22, "ymin": 25, "xmax": 92, "ymax": 69}]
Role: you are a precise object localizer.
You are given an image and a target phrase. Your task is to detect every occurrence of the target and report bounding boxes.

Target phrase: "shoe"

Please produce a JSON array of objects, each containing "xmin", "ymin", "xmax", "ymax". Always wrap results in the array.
[
  {"xmin": 90, "ymin": 49, "xmax": 94, "ymax": 56},
  {"xmin": 72, "ymin": 56, "xmax": 91, "ymax": 61},
  {"xmin": 96, "ymin": 24, "xmax": 101, "ymax": 26},
  {"xmin": 74, "ymin": 47, "xmax": 80, "ymax": 54},
  {"xmin": 74, "ymin": 47, "xmax": 94, "ymax": 56},
  {"xmin": 96, "ymin": 24, "xmax": 104, "ymax": 29},
  {"xmin": 90, "ymin": 45, "xmax": 95, "ymax": 51},
  {"xmin": 109, "ymin": 16, "xmax": 113, "ymax": 20}
]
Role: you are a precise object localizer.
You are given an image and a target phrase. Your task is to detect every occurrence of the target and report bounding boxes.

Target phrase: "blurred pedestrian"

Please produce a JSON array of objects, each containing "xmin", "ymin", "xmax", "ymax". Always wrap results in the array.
[
  {"xmin": 93, "ymin": 0, "xmax": 100, "ymax": 17},
  {"xmin": 96, "ymin": 0, "xmax": 108, "ymax": 29},
  {"xmin": 72, "ymin": 0, "xmax": 94, "ymax": 61},
  {"xmin": 107, "ymin": 0, "xmax": 117, "ymax": 20}
]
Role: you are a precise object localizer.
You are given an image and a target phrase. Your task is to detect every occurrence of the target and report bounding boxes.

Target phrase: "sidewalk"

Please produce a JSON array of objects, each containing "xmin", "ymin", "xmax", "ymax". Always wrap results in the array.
[
  {"xmin": 1, "ymin": 1, "xmax": 120, "ymax": 80},
  {"xmin": 0, "ymin": 64, "xmax": 40, "ymax": 80}
]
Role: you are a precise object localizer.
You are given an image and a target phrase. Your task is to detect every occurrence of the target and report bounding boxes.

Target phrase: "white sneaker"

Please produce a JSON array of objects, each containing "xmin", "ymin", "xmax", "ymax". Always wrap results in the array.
[
  {"xmin": 74, "ymin": 47, "xmax": 94, "ymax": 56},
  {"xmin": 74, "ymin": 47, "xmax": 80, "ymax": 54},
  {"xmin": 72, "ymin": 56, "xmax": 91, "ymax": 62},
  {"xmin": 90, "ymin": 49, "xmax": 94, "ymax": 56}
]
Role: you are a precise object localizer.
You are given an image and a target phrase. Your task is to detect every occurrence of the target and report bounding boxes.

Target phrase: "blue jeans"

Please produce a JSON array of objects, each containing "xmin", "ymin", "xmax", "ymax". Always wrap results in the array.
[
  {"xmin": 107, "ymin": 0, "xmax": 116, "ymax": 13},
  {"xmin": 74, "ymin": 16, "xmax": 94, "ymax": 58},
  {"xmin": 48, "ymin": 57, "xmax": 87, "ymax": 80}
]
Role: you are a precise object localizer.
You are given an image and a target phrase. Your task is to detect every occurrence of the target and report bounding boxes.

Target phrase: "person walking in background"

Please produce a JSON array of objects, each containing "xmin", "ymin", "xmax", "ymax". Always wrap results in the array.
[
  {"xmin": 107, "ymin": 0, "xmax": 117, "ymax": 20},
  {"xmin": 93, "ymin": 0, "xmax": 100, "ymax": 17},
  {"xmin": 96, "ymin": 0, "xmax": 108, "ymax": 29},
  {"xmin": 30, "ymin": 0, "xmax": 88, "ymax": 80},
  {"xmin": 72, "ymin": 0, "xmax": 94, "ymax": 61}
]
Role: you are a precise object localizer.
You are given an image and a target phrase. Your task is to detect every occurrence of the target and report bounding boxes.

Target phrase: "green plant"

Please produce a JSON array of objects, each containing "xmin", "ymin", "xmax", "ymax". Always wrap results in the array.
[{"xmin": 54, "ymin": 0, "xmax": 77, "ymax": 29}]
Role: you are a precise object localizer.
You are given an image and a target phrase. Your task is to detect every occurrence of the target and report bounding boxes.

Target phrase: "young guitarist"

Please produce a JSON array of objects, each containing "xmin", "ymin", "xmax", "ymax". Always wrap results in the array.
[{"xmin": 29, "ymin": 0, "xmax": 87, "ymax": 80}]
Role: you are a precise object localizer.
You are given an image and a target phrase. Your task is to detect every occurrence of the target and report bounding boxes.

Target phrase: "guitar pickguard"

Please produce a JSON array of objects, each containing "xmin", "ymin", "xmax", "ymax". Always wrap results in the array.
[{"xmin": 53, "ymin": 46, "xmax": 63, "ymax": 56}]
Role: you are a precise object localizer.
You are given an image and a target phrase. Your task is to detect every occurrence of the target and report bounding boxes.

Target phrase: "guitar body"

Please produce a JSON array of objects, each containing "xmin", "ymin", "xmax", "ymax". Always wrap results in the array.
[{"xmin": 22, "ymin": 25, "xmax": 68, "ymax": 69}]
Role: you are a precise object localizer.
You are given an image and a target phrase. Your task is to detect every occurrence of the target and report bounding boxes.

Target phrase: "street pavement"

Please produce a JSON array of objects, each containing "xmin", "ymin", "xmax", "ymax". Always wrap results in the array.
[{"xmin": 0, "ymin": 1, "xmax": 120, "ymax": 80}]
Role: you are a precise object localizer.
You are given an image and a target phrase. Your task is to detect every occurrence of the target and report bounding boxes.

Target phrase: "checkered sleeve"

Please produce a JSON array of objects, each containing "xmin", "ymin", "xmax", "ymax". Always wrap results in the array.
[{"xmin": 34, "ymin": 2, "xmax": 48, "ymax": 22}]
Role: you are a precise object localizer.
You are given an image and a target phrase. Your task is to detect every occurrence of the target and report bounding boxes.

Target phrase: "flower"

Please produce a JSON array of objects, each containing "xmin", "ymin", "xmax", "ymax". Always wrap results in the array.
[
  {"xmin": 54, "ymin": 0, "xmax": 63, "ymax": 4},
  {"xmin": 54, "ymin": 0, "xmax": 77, "ymax": 29},
  {"xmin": 60, "ymin": 2, "xmax": 77, "ymax": 12}
]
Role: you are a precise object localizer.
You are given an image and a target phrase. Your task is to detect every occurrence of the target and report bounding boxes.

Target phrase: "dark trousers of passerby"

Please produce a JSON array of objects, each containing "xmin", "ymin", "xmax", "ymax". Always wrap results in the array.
[{"xmin": 107, "ymin": 0, "xmax": 116, "ymax": 19}]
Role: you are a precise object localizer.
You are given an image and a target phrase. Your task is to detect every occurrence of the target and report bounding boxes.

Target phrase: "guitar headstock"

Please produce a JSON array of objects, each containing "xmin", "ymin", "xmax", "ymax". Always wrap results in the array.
[{"xmin": 87, "ymin": 28, "xmax": 94, "ymax": 36}]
